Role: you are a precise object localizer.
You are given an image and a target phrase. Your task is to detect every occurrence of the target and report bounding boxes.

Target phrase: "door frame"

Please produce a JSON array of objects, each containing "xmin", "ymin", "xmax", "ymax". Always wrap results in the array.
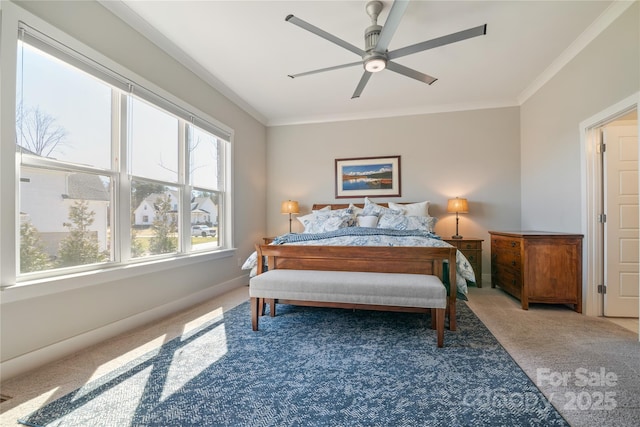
[{"xmin": 580, "ymin": 92, "xmax": 639, "ymax": 333}]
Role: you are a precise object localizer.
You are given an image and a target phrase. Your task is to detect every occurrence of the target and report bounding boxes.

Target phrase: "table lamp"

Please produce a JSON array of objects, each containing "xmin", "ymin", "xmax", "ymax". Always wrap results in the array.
[
  {"xmin": 281, "ymin": 200, "xmax": 300, "ymax": 233},
  {"xmin": 447, "ymin": 197, "xmax": 469, "ymax": 239}
]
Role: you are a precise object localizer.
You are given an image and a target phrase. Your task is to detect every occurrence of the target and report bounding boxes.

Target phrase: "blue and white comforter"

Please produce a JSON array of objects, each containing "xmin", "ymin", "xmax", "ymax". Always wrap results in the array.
[{"xmin": 242, "ymin": 227, "xmax": 476, "ymax": 299}]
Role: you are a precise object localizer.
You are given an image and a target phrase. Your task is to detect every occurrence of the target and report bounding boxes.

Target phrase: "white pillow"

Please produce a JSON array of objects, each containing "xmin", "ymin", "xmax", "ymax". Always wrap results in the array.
[
  {"xmin": 388, "ymin": 201, "xmax": 430, "ymax": 217},
  {"xmin": 357, "ymin": 215, "xmax": 378, "ymax": 228},
  {"xmin": 377, "ymin": 214, "xmax": 436, "ymax": 232}
]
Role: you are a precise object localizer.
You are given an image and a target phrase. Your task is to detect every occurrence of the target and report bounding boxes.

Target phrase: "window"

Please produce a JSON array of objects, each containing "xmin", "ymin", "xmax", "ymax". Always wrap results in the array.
[
  {"xmin": 17, "ymin": 39, "xmax": 115, "ymax": 275},
  {"xmin": 188, "ymin": 125, "xmax": 223, "ymax": 252},
  {"xmin": 13, "ymin": 22, "xmax": 231, "ymax": 281}
]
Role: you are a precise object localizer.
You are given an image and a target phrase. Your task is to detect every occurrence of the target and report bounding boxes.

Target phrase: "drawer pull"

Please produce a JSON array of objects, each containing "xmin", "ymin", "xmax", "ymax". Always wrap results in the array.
[
  {"xmin": 511, "ymin": 241, "xmax": 517, "ymax": 247},
  {"xmin": 512, "ymin": 279, "xmax": 517, "ymax": 285},
  {"xmin": 511, "ymin": 261, "xmax": 516, "ymax": 266}
]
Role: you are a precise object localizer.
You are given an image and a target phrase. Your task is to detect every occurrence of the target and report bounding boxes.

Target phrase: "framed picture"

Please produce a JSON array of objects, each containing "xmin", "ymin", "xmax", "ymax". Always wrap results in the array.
[{"xmin": 335, "ymin": 155, "xmax": 401, "ymax": 199}]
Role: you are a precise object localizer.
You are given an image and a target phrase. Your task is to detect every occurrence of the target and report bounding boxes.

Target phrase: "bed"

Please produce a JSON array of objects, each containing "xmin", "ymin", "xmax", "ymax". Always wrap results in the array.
[{"xmin": 242, "ymin": 199, "xmax": 478, "ymax": 329}]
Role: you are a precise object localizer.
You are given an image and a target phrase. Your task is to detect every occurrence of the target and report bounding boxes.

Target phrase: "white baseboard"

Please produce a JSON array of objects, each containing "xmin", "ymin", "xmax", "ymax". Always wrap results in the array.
[
  {"xmin": 0, "ymin": 275, "xmax": 248, "ymax": 382},
  {"xmin": 482, "ymin": 272, "xmax": 491, "ymax": 287}
]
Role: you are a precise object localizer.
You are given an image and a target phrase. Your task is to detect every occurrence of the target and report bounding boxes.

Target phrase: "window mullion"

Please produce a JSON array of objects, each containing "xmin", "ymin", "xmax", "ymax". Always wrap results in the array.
[
  {"xmin": 180, "ymin": 121, "xmax": 191, "ymax": 252},
  {"xmin": 116, "ymin": 91, "xmax": 130, "ymax": 261}
]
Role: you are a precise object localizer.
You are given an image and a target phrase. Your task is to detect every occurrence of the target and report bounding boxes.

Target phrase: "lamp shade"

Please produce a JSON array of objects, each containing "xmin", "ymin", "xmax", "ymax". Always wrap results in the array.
[
  {"xmin": 281, "ymin": 200, "xmax": 300, "ymax": 215},
  {"xmin": 447, "ymin": 197, "xmax": 469, "ymax": 213}
]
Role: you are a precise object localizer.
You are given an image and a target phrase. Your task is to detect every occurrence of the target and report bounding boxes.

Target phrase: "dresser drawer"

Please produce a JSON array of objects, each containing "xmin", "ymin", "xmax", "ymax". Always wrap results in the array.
[
  {"xmin": 492, "ymin": 250, "xmax": 521, "ymax": 271},
  {"xmin": 491, "ymin": 237, "xmax": 521, "ymax": 251},
  {"xmin": 492, "ymin": 266, "xmax": 522, "ymax": 298}
]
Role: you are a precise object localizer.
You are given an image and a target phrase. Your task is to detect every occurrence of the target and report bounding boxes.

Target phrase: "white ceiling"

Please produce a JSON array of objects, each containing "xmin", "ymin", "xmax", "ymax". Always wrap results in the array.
[{"xmin": 102, "ymin": 1, "xmax": 624, "ymax": 126}]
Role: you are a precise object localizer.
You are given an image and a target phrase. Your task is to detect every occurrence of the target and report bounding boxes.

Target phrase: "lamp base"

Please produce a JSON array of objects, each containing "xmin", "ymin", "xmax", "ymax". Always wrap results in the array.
[{"xmin": 451, "ymin": 235, "xmax": 463, "ymax": 239}]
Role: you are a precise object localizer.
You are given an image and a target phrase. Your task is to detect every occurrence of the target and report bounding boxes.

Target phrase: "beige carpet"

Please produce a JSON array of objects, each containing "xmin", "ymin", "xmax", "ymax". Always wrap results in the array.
[
  {"xmin": 466, "ymin": 286, "xmax": 640, "ymax": 427},
  {"xmin": 1, "ymin": 285, "xmax": 638, "ymax": 426}
]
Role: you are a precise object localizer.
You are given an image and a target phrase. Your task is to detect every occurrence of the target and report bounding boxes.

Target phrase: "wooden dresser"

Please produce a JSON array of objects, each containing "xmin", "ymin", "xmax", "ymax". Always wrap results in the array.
[
  {"xmin": 443, "ymin": 238, "xmax": 483, "ymax": 287},
  {"xmin": 489, "ymin": 231, "xmax": 583, "ymax": 312}
]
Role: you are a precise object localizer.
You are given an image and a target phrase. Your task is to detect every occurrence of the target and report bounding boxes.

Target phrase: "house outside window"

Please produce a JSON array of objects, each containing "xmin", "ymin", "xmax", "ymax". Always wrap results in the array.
[{"xmin": 14, "ymin": 22, "xmax": 230, "ymax": 280}]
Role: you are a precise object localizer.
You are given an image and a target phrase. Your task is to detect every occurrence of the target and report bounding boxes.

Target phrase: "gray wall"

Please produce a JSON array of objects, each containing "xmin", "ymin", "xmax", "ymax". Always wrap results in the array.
[
  {"xmin": 520, "ymin": 3, "xmax": 639, "ymax": 232},
  {"xmin": 0, "ymin": 1, "xmax": 266, "ymax": 376},
  {"xmin": 266, "ymin": 107, "xmax": 522, "ymax": 280}
]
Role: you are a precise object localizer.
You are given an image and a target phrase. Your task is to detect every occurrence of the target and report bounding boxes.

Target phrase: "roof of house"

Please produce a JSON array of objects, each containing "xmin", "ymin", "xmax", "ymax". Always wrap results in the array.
[
  {"xmin": 66, "ymin": 173, "xmax": 110, "ymax": 201},
  {"xmin": 191, "ymin": 196, "xmax": 215, "ymax": 214}
]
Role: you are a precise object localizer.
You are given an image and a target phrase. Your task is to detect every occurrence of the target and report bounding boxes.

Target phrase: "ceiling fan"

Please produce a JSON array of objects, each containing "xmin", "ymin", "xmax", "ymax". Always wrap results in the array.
[{"xmin": 286, "ymin": 0, "xmax": 487, "ymax": 99}]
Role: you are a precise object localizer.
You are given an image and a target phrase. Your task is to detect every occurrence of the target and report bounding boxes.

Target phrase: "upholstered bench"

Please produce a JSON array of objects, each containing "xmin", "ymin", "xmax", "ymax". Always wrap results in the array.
[{"xmin": 249, "ymin": 245, "xmax": 456, "ymax": 347}]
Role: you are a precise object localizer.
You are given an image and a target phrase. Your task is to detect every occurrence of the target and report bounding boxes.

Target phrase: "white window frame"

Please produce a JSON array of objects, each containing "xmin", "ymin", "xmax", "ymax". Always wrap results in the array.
[{"xmin": 0, "ymin": 2, "xmax": 235, "ymax": 302}]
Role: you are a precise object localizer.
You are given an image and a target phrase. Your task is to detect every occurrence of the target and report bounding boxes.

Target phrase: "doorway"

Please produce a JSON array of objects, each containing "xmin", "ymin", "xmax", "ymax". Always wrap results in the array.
[{"xmin": 581, "ymin": 93, "xmax": 639, "ymax": 339}]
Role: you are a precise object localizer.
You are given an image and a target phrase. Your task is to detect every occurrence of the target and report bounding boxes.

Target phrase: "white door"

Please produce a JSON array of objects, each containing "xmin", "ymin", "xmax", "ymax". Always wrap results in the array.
[{"xmin": 605, "ymin": 123, "xmax": 639, "ymax": 317}]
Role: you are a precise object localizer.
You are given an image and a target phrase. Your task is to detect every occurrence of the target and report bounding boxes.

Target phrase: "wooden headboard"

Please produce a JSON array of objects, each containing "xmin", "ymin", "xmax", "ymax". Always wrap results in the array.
[{"xmin": 312, "ymin": 202, "xmax": 414, "ymax": 210}]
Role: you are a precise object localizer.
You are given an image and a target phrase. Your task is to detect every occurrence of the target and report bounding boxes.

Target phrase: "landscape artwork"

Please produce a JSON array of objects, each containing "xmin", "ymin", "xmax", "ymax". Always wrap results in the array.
[{"xmin": 335, "ymin": 156, "xmax": 401, "ymax": 198}]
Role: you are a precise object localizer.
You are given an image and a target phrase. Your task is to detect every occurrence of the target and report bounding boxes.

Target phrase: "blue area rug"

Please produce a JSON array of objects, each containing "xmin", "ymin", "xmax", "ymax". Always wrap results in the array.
[{"xmin": 19, "ymin": 301, "xmax": 568, "ymax": 426}]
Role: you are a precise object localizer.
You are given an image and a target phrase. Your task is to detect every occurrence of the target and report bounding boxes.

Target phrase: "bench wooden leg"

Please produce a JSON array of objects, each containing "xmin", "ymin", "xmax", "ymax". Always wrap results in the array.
[
  {"xmin": 258, "ymin": 298, "xmax": 265, "ymax": 316},
  {"xmin": 267, "ymin": 298, "xmax": 276, "ymax": 317},
  {"xmin": 430, "ymin": 308, "xmax": 436, "ymax": 330},
  {"xmin": 435, "ymin": 307, "xmax": 445, "ymax": 348},
  {"xmin": 251, "ymin": 297, "xmax": 259, "ymax": 331}
]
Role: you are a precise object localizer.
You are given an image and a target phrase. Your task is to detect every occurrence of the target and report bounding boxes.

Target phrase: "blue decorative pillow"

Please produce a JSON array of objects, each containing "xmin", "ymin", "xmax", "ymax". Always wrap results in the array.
[
  {"xmin": 348, "ymin": 203, "xmax": 364, "ymax": 216},
  {"xmin": 362, "ymin": 197, "xmax": 402, "ymax": 217},
  {"xmin": 378, "ymin": 214, "xmax": 437, "ymax": 232},
  {"xmin": 298, "ymin": 209, "xmax": 356, "ymax": 233}
]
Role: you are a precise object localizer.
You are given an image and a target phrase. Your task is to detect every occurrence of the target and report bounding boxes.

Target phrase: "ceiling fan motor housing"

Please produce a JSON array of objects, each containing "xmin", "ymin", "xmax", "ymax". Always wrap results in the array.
[
  {"xmin": 364, "ymin": 24, "xmax": 382, "ymax": 51},
  {"xmin": 364, "ymin": 0, "xmax": 384, "ymax": 52}
]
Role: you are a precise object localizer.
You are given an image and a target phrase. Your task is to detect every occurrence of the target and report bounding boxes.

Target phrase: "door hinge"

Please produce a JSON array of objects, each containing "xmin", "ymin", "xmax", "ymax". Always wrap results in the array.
[
  {"xmin": 598, "ymin": 284, "xmax": 607, "ymax": 294},
  {"xmin": 597, "ymin": 142, "xmax": 606, "ymax": 153},
  {"xmin": 598, "ymin": 213, "xmax": 607, "ymax": 223}
]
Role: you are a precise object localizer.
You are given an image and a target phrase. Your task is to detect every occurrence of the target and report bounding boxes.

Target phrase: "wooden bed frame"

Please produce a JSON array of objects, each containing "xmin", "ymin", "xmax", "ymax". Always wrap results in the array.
[{"xmin": 256, "ymin": 202, "xmax": 458, "ymax": 331}]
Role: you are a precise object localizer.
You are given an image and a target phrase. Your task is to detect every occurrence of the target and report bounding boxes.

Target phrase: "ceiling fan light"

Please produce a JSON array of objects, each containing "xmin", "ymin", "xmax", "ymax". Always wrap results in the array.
[{"xmin": 364, "ymin": 57, "xmax": 386, "ymax": 73}]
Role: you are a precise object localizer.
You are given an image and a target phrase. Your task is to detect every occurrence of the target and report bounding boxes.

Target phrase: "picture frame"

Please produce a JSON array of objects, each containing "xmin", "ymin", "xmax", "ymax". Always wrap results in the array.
[{"xmin": 335, "ymin": 155, "xmax": 401, "ymax": 199}]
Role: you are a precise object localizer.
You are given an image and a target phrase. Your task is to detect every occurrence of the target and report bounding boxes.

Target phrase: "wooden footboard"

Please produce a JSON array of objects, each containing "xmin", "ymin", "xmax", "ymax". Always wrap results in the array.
[{"xmin": 254, "ymin": 244, "xmax": 457, "ymax": 331}]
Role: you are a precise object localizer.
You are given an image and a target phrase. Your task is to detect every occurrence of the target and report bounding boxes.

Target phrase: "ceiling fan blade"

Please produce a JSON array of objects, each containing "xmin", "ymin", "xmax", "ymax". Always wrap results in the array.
[
  {"xmin": 288, "ymin": 61, "xmax": 363, "ymax": 79},
  {"xmin": 351, "ymin": 72, "xmax": 373, "ymax": 99},
  {"xmin": 375, "ymin": 0, "xmax": 410, "ymax": 52},
  {"xmin": 388, "ymin": 24, "xmax": 487, "ymax": 60},
  {"xmin": 386, "ymin": 61, "xmax": 437, "ymax": 85},
  {"xmin": 286, "ymin": 14, "xmax": 365, "ymax": 57}
]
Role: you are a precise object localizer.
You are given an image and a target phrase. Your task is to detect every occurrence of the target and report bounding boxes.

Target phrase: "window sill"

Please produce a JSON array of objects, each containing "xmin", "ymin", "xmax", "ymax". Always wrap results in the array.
[{"xmin": 1, "ymin": 248, "xmax": 236, "ymax": 304}]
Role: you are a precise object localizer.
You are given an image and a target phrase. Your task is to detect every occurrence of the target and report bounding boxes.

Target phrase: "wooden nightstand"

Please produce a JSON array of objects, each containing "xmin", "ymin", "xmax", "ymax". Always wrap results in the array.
[{"xmin": 443, "ymin": 237, "xmax": 483, "ymax": 287}]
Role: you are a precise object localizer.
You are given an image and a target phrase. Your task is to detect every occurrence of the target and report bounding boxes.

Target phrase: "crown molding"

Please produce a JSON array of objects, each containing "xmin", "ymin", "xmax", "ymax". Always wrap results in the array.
[
  {"xmin": 267, "ymin": 99, "xmax": 519, "ymax": 127},
  {"xmin": 98, "ymin": 0, "xmax": 268, "ymax": 126},
  {"xmin": 517, "ymin": 0, "xmax": 636, "ymax": 105}
]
